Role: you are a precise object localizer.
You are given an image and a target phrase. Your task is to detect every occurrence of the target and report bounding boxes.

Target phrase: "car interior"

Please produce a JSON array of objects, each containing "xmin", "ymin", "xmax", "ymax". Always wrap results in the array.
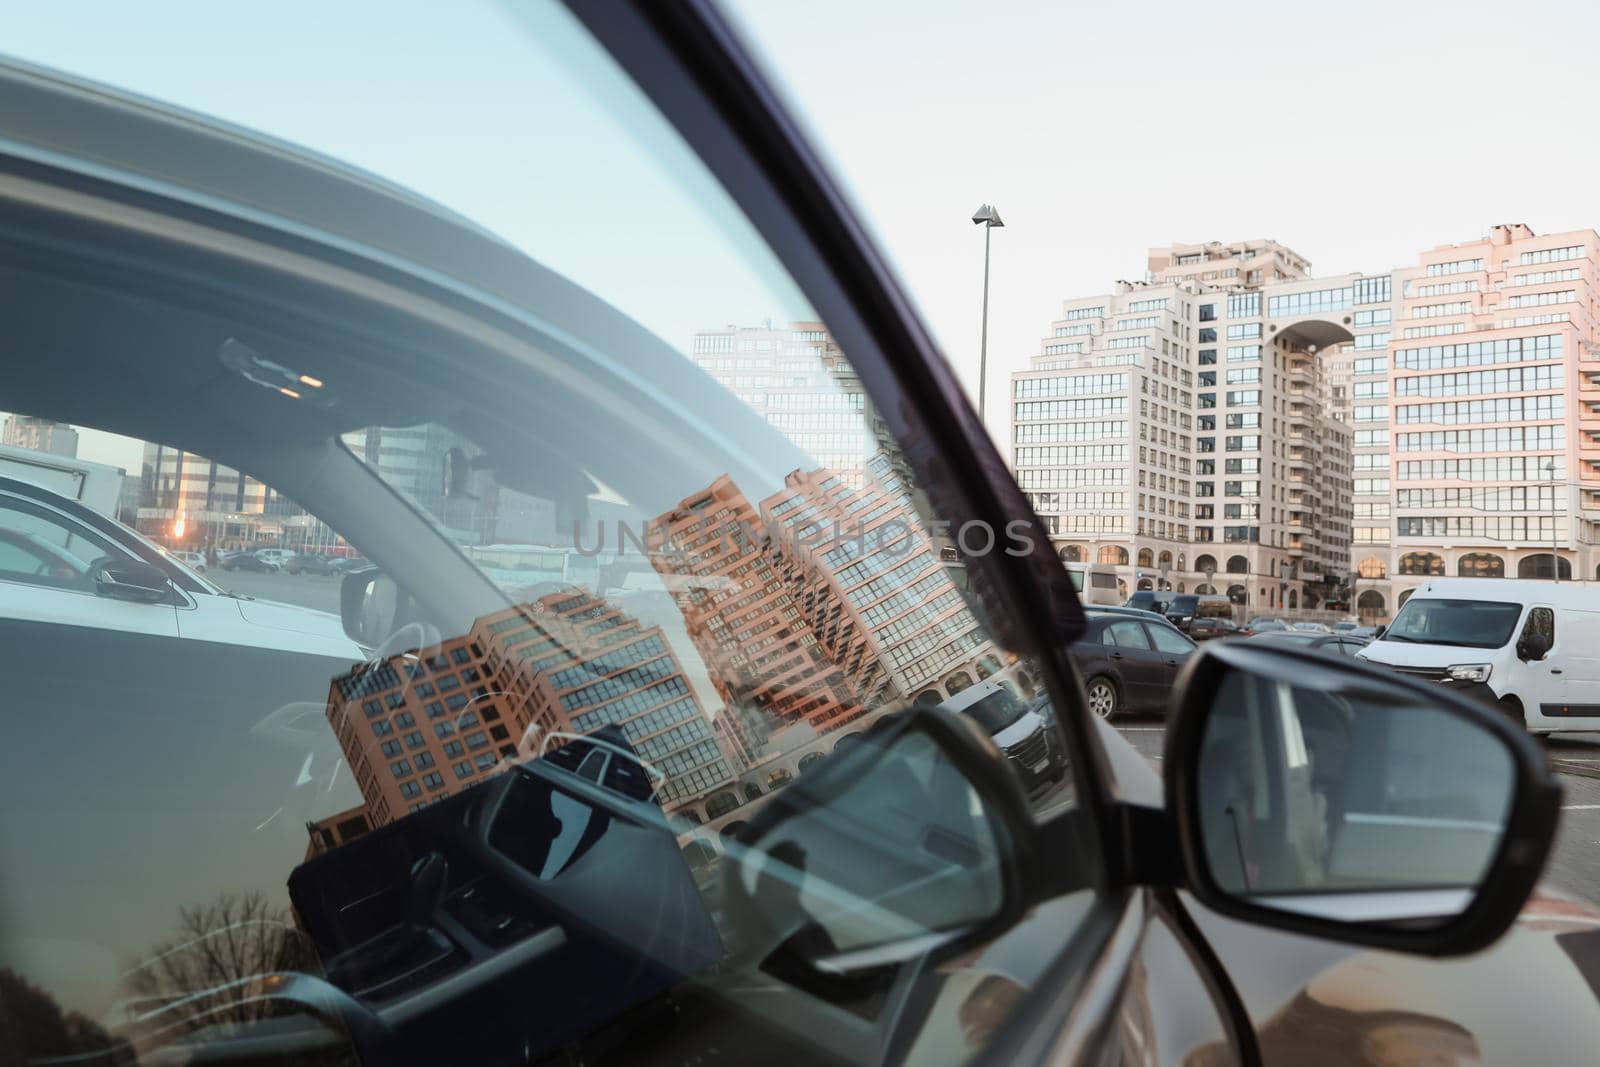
[{"xmin": 0, "ymin": 148, "xmax": 1102, "ymax": 1066}]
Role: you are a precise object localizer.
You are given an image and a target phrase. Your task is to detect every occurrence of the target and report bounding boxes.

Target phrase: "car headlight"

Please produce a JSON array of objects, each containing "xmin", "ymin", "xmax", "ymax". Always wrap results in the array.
[{"xmin": 1446, "ymin": 663, "xmax": 1493, "ymax": 684}]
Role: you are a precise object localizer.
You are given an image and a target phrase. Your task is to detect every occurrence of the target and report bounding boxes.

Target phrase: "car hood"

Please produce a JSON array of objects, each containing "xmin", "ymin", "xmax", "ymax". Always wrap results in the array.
[
  {"xmin": 1187, "ymin": 889, "xmax": 1600, "ymax": 1064},
  {"xmin": 1357, "ymin": 641, "xmax": 1501, "ymax": 667},
  {"xmin": 229, "ymin": 597, "xmax": 363, "ymax": 657},
  {"xmin": 993, "ymin": 709, "xmax": 1045, "ymax": 749}
]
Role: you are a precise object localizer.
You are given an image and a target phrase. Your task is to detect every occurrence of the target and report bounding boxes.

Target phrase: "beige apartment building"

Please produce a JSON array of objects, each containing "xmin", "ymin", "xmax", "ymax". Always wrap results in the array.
[{"xmin": 1014, "ymin": 225, "xmax": 1600, "ymax": 620}]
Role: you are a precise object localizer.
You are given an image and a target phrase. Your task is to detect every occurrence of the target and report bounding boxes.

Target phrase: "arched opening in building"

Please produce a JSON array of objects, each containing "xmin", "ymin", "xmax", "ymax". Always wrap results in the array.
[
  {"xmin": 1397, "ymin": 589, "xmax": 1414, "ymax": 611},
  {"xmin": 1226, "ymin": 555, "xmax": 1248, "ymax": 574},
  {"xmin": 1196, "ymin": 583, "xmax": 1216, "ymax": 595},
  {"xmin": 1117, "ymin": 579, "xmax": 1129, "ymax": 601},
  {"xmin": 975, "ymin": 654, "xmax": 1002, "ymax": 680},
  {"xmin": 1518, "ymin": 554, "xmax": 1571, "ymax": 580},
  {"xmin": 797, "ymin": 751, "xmax": 827, "ymax": 775},
  {"xmin": 1226, "ymin": 584, "xmax": 1246, "ymax": 604},
  {"xmin": 677, "ymin": 809, "xmax": 703, "ymax": 825},
  {"xmin": 1177, "ymin": 552, "xmax": 1187, "ymax": 571},
  {"xmin": 1398, "ymin": 552, "xmax": 1444, "ymax": 576},
  {"xmin": 1137, "ymin": 548, "xmax": 1154, "ymax": 567},
  {"xmin": 1176, "ymin": 582, "xmax": 1187, "ymax": 593},
  {"xmin": 1195, "ymin": 554, "xmax": 1216, "ymax": 574},
  {"xmin": 1059, "ymin": 544, "xmax": 1082, "ymax": 563},
  {"xmin": 1457, "ymin": 553, "xmax": 1505, "ymax": 579},
  {"xmin": 1158, "ymin": 550, "xmax": 1173, "ymax": 569},
  {"xmin": 1287, "ymin": 590, "xmax": 1298, "ymax": 609},
  {"xmin": 1137, "ymin": 578, "xmax": 1153, "ymax": 591},
  {"xmin": 1099, "ymin": 545, "xmax": 1129, "ymax": 565},
  {"xmin": 768, "ymin": 768, "xmax": 794, "ymax": 790},
  {"xmin": 720, "ymin": 820, "xmax": 749, "ymax": 841},
  {"xmin": 1358, "ymin": 590, "xmax": 1386, "ymax": 618},
  {"xmin": 705, "ymin": 791, "xmax": 740, "ymax": 819},
  {"xmin": 1357, "ymin": 557, "xmax": 1387, "ymax": 580},
  {"xmin": 914, "ymin": 689, "xmax": 943, "ymax": 706},
  {"xmin": 742, "ymin": 782, "xmax": 763, "ymax": 802},
  {"xmin": 945, "ymin": 672, "xmax": 974, "ymax": 696}
]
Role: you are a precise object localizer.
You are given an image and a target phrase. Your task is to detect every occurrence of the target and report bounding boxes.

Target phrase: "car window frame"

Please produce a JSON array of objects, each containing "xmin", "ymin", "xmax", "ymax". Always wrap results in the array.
[{"xmin": 1145, "ymin": 623, "xmax": 1196, "ymax": 655}]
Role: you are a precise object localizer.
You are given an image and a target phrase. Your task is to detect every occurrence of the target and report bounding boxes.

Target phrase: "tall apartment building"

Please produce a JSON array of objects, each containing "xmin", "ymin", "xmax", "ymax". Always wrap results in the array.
[
  {"xmin": 1016, "ymin": 225, "xmax": 1600, "ymax": 620},
  {"xmin": 322, "ymin": 589, "xmax": 731, "ymax": 830},
  {"xmin": 137, "ymin": 441, "xmax": 314, "ymax": 550},
  {"xmin": 1013, "ymin": 239, "xmax": 1374, "ymax": 613},
  {"xmin": 1361, "ymin": 224, "xmax": 1600, "ymax": 617},
  {"xmin": 1, "ymin": 414, "xmax": 77, "ymax": 457}
]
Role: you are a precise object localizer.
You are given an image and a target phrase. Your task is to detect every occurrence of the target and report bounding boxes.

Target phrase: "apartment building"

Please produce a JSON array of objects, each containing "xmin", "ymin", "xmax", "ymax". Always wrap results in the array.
[
  {"xmin": 1013, "ymin": 239, "xmax": 1378, "ymax": 613},
  {"xmin": 1016, "ymin": 225, "xmax": 1600, "ymax": 620},
  {"xmin": 0, "ymin": 414, "xmax": 77, "ymax": 457},
  {"xmin": 322, "ymin": 588, "xmax": 731, "ymax": 831},
  {"xmin": 136, "ymin": 440, "xmax": 318, "ymax": 550},
  {"xmin": 1361, "ymin": 224, "xmax": 1600, "ymax": 617}
]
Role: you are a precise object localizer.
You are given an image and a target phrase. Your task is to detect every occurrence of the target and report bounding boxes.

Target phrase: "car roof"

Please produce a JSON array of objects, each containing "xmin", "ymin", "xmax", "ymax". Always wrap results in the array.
[{"xmin": 1404, "ymin": 578, "xmax": 1598, "ymax": 609}]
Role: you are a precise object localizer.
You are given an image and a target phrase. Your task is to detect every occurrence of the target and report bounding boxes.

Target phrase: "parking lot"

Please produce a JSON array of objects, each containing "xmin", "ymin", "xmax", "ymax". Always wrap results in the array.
[
  {"xmin": 1111, "ymin": 714, "xmax": 1600, "ymax": 909},
  {"xmin": 212, "ymin": 567, "xmax": 343, "ymax": 614}
]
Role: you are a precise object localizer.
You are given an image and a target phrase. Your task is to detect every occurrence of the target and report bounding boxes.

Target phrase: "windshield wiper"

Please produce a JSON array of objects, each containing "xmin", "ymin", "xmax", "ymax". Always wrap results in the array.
[{"xmin": 1383, "ymin": 633, "xmax": 1418, "ymax": 643}]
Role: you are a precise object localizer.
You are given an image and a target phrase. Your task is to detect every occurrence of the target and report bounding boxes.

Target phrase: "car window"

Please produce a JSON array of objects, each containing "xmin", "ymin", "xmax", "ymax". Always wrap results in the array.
[
  {"xmin": 1146, "ymin": 624, "xmax": 1195, "ymax": 655},
  {"xmin": 1524, "ymin": 606, "xmax": 1555, "ymax": 649},
  {"xmin": 1103, "ymin": 620, "xmax": 1153, "ymax": 649},
  {"xmin": 0, "ymin": 494, "xmax": 126, "ymax": 590},
  {"xmin": 0, "ymin": 5, "xmax": 1092, "ymax": 1064}
]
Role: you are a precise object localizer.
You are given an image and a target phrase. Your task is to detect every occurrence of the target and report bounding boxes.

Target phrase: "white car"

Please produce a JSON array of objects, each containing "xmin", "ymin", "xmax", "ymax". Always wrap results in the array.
[
  {"xmin": 0, "ymin": 475, "xmax": 364, "ymax": 660},
  {"xmin": 168, "ymin": 549, "xmax": 208, "ymax": 572},
  {"xmin": 253, "ymin": 547, "xmax": 296, "ymax": 568}
]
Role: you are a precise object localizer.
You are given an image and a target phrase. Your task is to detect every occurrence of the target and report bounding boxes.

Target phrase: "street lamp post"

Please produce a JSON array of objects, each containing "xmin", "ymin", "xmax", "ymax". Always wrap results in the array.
[
  {"xmin": 1545, "ymin": 459, "xmax": 1560, "ymax": 583},
  {"xmin": 971, "ymin": 204, "xmax": 1005, "ymax": 424}
]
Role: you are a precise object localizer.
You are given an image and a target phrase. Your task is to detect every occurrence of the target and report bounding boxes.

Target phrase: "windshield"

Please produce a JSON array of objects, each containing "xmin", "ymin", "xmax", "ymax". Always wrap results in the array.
[
  {"xmin": 1381, "ymin": 598, "xmax": 1524, "ymax": 649},
  {"xmin": 1169, "ymin": 596, "xmax": 1198, "ymax": 613},
  {"xmin": 964, "ymin": 688, "xmax": 1031, "ymax": 735}
]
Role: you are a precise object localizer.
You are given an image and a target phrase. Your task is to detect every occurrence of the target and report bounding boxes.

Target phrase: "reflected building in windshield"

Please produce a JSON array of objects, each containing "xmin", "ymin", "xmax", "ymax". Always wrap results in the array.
[{"xmin": 319, "ymin": 588, "xmax": 734, "ymax": 839}]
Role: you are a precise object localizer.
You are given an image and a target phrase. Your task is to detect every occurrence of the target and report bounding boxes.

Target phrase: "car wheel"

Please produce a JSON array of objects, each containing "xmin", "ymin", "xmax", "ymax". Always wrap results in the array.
[
  {"xmin": 1497, "ymin": 696, "xmax": 1526, "ymax": 729},
  {"xmin": 1085, "ymin": 676, "xmax": 1119, "ymax": 719}
]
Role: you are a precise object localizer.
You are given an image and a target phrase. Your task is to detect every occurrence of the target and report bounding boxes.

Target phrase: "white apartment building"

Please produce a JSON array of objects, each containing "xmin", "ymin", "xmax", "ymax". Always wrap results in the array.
[{"xmin": 1016, "ymin": 226, "xmax": 1600, "ymax": 620}]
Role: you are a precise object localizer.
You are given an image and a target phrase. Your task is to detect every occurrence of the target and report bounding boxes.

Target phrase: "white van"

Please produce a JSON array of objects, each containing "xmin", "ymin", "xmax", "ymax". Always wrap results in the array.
[
  {"xmin": 1357, "ymin": 578, "xmax": 1600, "ymax": 733},
  {"xmin": 1064, "ymin": 562, "xmax": 1122, "ymax": 606}
]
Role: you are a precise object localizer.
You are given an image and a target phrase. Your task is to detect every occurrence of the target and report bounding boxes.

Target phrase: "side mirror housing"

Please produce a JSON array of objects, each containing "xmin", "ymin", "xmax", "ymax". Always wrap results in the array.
[
  {"xmin": 1164, "ymin": 641, "xmax": 1559, "ymax": 956},
  {"xmin": 1518, "ymin": 633, "xmax": 1552, "ymax": 662},
  {"xmin": 91, "ymin": 557, "xmax": 175, "ymax": 604},
  {"xmin": 339, "ymin": 566, "xmax": 409, "ymax": 649},
  {"xmin": 1374, "ymin": 624, "xmax": 1386, "ymax": 639}
]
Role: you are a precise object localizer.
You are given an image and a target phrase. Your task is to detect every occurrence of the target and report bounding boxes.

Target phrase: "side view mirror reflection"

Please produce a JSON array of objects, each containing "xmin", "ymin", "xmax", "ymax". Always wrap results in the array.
[
  {"xmin": 1165, "ymin": 641, "xmax": 1559, "ymax": 955},
  {"xmin": 91, "ymin": 556, "xmax": 175, "ymax": 604},
  {"xmin": 340, "ymin": 566, "xmax": 410, "ymax": 650}
]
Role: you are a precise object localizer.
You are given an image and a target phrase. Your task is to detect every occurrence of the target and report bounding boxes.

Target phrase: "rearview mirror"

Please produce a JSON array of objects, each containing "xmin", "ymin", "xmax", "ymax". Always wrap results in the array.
[
  {"xmin": 720, "ymin": 706, "xmax": 1035, "ymax": 975},
  {"xmin": 91, "ymin": 557, "xmax": 174, "ymax": 604},
  {"xmin": 1166, "ymin": 641, "xmax": 1559, "ymax": 955}
]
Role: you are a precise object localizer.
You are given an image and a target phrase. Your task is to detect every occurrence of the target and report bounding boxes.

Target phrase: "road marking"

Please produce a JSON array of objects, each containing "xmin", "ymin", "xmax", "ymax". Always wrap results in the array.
[{"xmin": 1562, "ymin": 804, "xmax": 1600, "ymax": 810}]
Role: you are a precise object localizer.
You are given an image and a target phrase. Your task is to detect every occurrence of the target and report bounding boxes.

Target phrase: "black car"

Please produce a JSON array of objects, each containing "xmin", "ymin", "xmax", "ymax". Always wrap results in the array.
[
  {"xmin": 1070, "ymin": 613, "xmax": 1197, "ymax": 718},
  {"xmin": 1189, "ymin": 617, "xmax": 1242, "ymax": 641},
  {"xmin": 0, "ymin": 9, "xmax": 1571, "ymax": 1067},
  {"xmin": 1123, "ymin": 589, "xmax": 1175, "ymax": 615},
  {"xmin": 286, "ymin": 552, "xmax": 341, "ymax": 576},
  {"xmin": 219, "ymin": 550, "xmax": 280, "ymax": 572},
  {"xmin": 1248, "ymin": 629, "xmax": 1372, "ymax": 656}
]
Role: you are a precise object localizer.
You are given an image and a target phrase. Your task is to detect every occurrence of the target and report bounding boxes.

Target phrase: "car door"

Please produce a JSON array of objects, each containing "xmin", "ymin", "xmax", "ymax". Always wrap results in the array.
[
  {"xmin": 1100, "ymin": 619, "xmax": 1167, "ymax": 709},
  {"xmin": 1144, "ymin": 620, "xmax": 1198, "ymax": 691}
]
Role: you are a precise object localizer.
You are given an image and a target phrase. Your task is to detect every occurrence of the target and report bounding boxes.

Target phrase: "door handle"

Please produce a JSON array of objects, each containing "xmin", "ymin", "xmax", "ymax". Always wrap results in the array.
[
  {"xmin": 1109, "ymin": 652, "xmax": 1124, "ymax": 660},
  {"xmin": 1552, "ymin": 668, "xmax": 1564, "ymax": 675},
  {"xmin": 1165, "ymin": 659, "xmax": 1179, "ymax": 667}
]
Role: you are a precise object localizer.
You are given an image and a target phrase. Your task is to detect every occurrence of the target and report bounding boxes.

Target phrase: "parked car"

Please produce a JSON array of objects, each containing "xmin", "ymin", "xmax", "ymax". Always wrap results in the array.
[
  {"xmin": 1189, "ymin": 617, "xmax": 1242, "ymax": 641},
  {"xmin": 1331, "ymin": 620, "xmax": 1360, "ymax": 633},
  {"xmin": 943, "ymin": 680, "xmax": 1066, "ymax": 795},
  {"xmin": 1069, "ymin": 612, "xmax": 1198, "ymax": 718},
  {"xmin": 168, "ymin": 549, "xmax": 208, "ymax": 573},
  {"xmin": 286, "ymin": 552, "xmax": 341, "ymax": 576},
  {"xmin": 1245, "ymin": 616, "xmax": 1289, "ymax": 633},
  {"xmin": 0, "ymin": 12, "xmax": 1571, "ymax": 1067},
  {"xmin": 1163, "ymin": 593, "xmax": 1233, "ymax": 633},
  {"xmin": 253, "ymin": 547, "xmax": 296, "ymax": 568},
  {"xmin": 1124, "ymin": 589, "xmax": 1175, "ymax": 615},
  {"xmin": 1358, "ymin": 578, "xmax": 1600, "ymax": 732},
  {"xmin": 1083, "ymin": 604, "xmax": 1171, "ymax": 623},
  {"xmin": 1291, "ymin": 621, "xmax": 1333, "ymax": 634},
  {"xmin": 221, "ymin": 549, "xmax": 280, "ymax": 572},
  {"xmin": 1248, "ymin": 630, "xmax": 1372, "ymax": 656}
]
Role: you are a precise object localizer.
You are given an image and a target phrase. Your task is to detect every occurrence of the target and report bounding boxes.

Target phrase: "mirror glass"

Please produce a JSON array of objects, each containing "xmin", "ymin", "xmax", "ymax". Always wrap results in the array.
[
  {"xmin": 1196, "ymin": 668, "xmax": 1515, "ymax": 924},
  {"xmin": 726, "ymin": 721, "xmax": 1007, "ymax": 970}
]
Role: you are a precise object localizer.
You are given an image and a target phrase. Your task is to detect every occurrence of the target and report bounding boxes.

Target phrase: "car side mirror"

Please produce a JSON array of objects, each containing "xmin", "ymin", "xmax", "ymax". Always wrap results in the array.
[
  {"xmin": 719, "ymin": 705, "xmax": 1035, "ymax": 975},
  {"xmin": 90, "ymin": 557, "xmax": 174, "ymax": 604},
  {"xmin": 340, "ymin": 566, "xmax": 411, "ymax": 650},
  {"xmin": 1517, "ymin": 633, "xmax": 1552, "ymax": 662},
  {"xmin": 1165, "ymin": 640, "xmax": 1559, "ymax": 956},
  {"xmin": 1374, "ymin": 624, "xmax": 1386, "ymax": 639}
]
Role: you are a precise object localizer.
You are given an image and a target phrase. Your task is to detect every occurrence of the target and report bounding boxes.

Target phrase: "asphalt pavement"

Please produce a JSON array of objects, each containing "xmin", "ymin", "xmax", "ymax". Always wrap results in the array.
[
  {"xmin": 210, "ymin": 568, "xmax": 344, "ymax": 614},
  {"xmin": 1112, "ymin": 715, "xmax": 1600, "ymax": 909}
]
